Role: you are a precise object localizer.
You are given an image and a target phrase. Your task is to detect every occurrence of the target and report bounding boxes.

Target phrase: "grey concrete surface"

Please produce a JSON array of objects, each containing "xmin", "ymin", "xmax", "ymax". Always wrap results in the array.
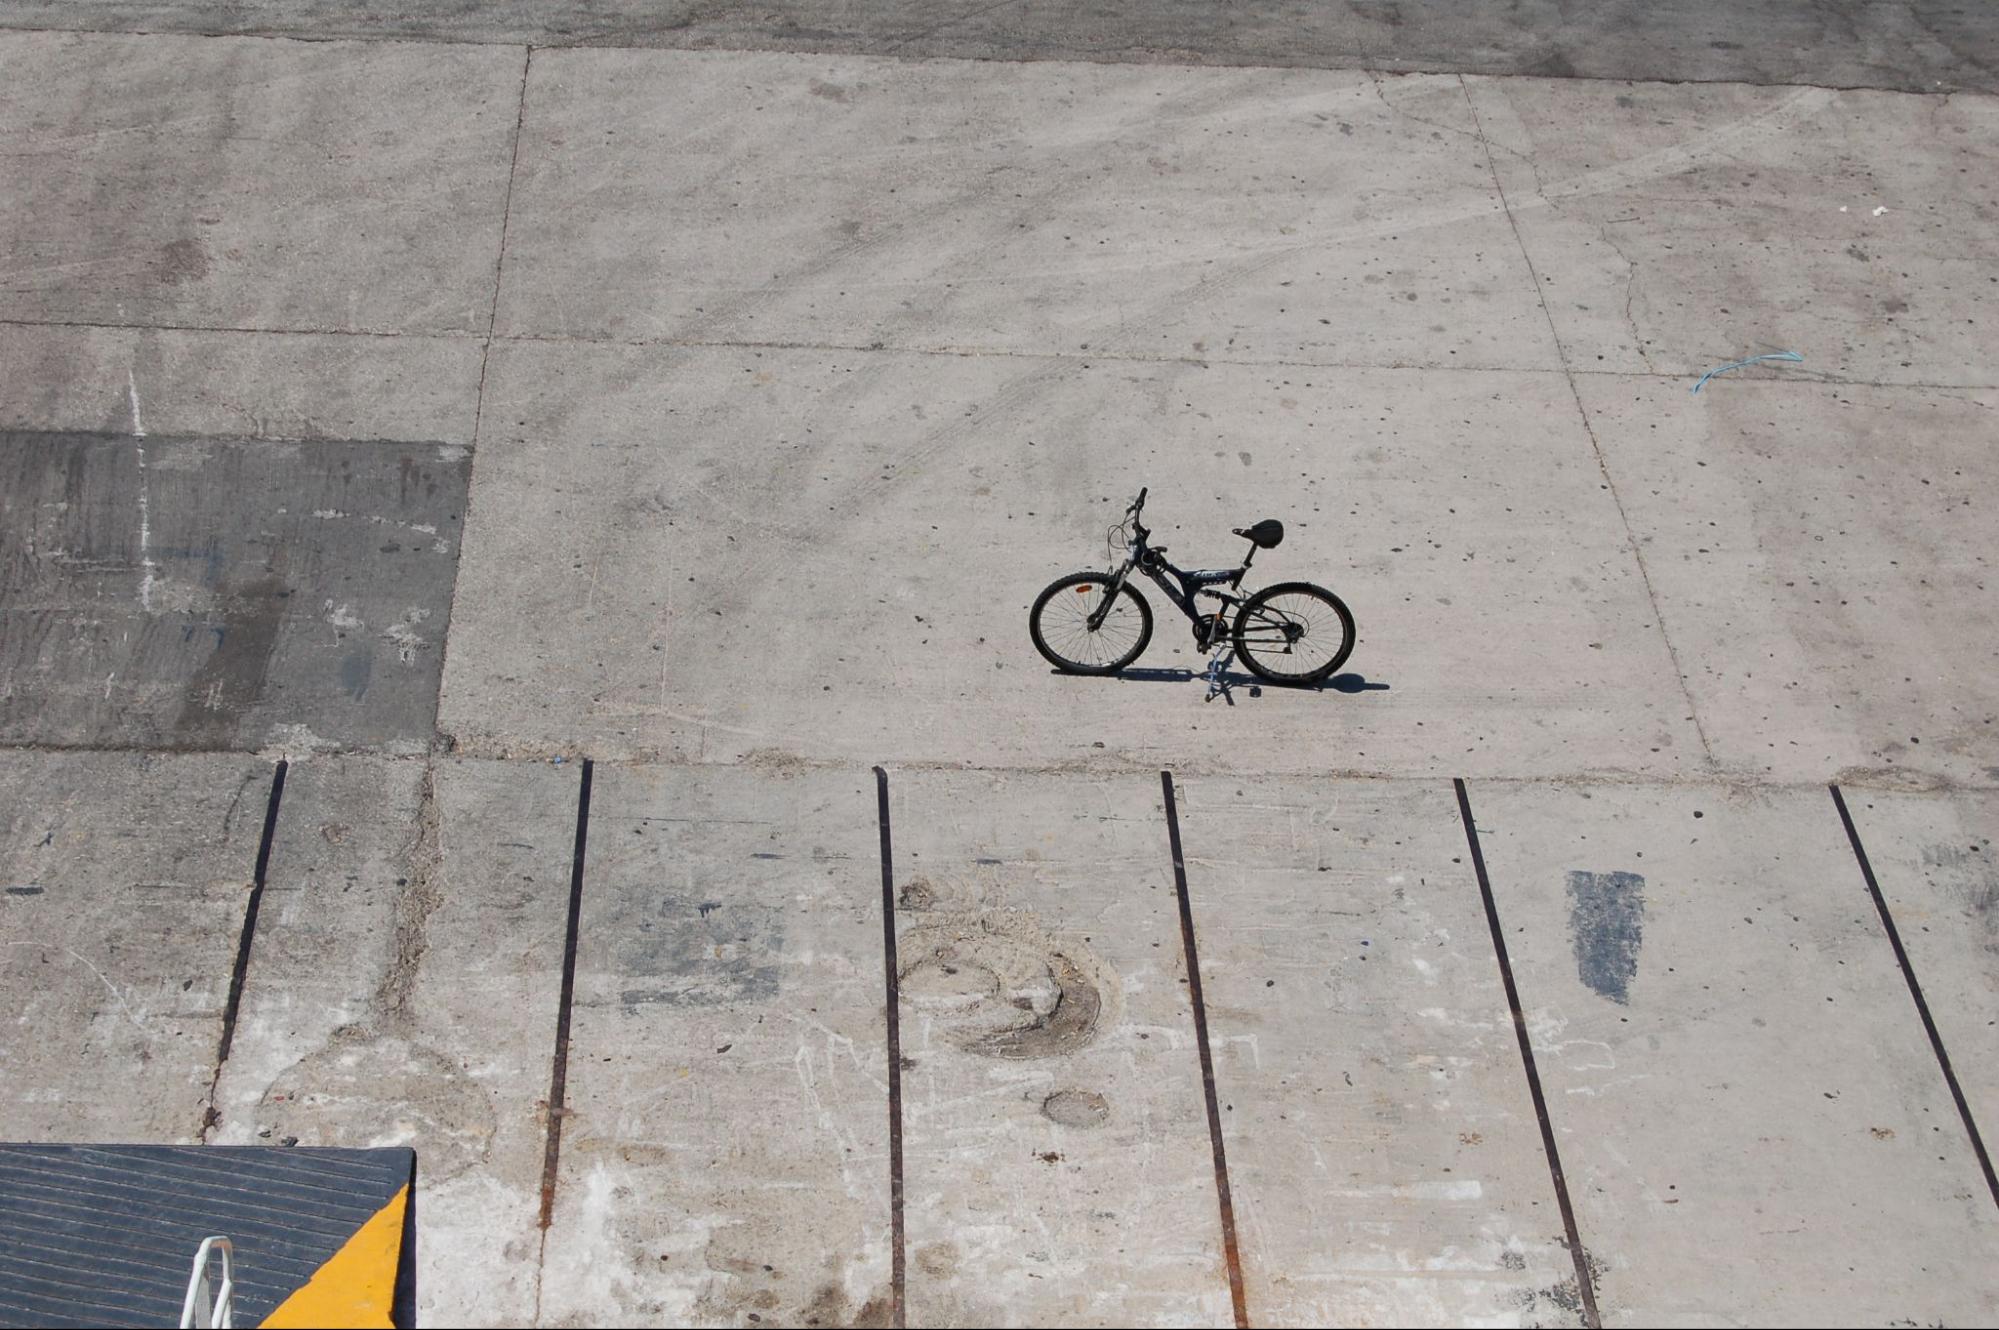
[
  {"xmin": 208, "ymin": 756, "xmax": 581, "ymax": 1327},
  {"xmin": 1469, "ymin": 779, "xmax": 1999, "ymax": 1325},
  {"xmin": 0, "ymin": 31, "xmax": 522, "ymax": 335},
  {"xmin": 0, "ymin": 323, "xmax": 484, "ymax": 445},
  {"xmin": 0, "ymin": 430, "xmax": 469, "ymax": 751},
  {"xmin": 1467, "ymin": 77, "xmax": 1999, "ymax": 387},
  {"xmin": 4, "ymin": 12, "xmax": 1999, "ymax": 1329},
  {"xmin": 1841, "ymin": 787, "xmax": 1999, "ymax": 1136},
  {"xmin": 1173, "ymin": 775, "xmax": 1584, "ymax": 1326},
  {"xmin": 0, "ymin": 749, "xmax": 270, "ymax": 1142},
  {"xmin": 890, "ymin": 769, "xmax": 1231, "ymax": 1326},
  {"xmin": 0, "ymin": 1, "xmax": 1993, "ymax": 93},
  {"xmin": 499, "ymin": 53, "xmax": 1554, "ymax": 373},
  {"xmin": 444, "ymin": 341, "xmax": 1701, "ymax": 777},
  {"xmin": 541, "ymin": 762, "xmax": 893, "ymax": 1326},
  {"xmin": 1580, "ymin": 378, "xmax": 1999, "ymax": 788}
]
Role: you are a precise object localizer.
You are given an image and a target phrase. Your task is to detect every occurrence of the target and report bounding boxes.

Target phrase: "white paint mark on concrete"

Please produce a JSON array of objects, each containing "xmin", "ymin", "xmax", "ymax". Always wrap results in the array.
[
  {"xmin": 322, "ymin": 600, "xmax": 364, "ymax": 631},
  {"xmin": 9, "ymin": 941, "xmax": 149, "ymax": 1033},
  {"xmin": 125, "ymin": 368, "xmax": 146, "ymax": 439},
  {"xmin": 383, "ymin": 607, "xmax": 434, "ymax": 665},
  {"xmin": 129, "ymin": 370, "xmax": 160, "ymax": 612},
  {"xmin": 1873, "ymin": 205, "xmax": 1890, "ymax": 216}
]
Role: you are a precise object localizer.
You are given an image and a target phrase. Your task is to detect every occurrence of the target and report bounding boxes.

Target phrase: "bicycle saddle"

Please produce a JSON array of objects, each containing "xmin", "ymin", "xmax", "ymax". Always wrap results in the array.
[{"xmin": 1234, "ymin": 519, "xmax": 1284, "ymax": 549}]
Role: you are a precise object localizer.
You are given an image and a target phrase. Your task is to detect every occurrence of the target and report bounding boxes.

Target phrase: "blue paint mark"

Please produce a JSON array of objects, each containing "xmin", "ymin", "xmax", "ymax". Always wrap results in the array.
[
  {"xmin": 1566, "ymin": 870, "xmax": 1645, "ymax": 1004},
  {"xmin": 1691, "ymin": 351, "xmax": 1802, "ymax": 393}
]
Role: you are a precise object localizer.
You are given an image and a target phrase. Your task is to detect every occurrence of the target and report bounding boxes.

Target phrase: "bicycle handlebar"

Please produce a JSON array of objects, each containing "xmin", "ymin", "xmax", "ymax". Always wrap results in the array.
[{"xmin": 1129, "ymin": 486, "xmax": 1147, "ymax": 515}]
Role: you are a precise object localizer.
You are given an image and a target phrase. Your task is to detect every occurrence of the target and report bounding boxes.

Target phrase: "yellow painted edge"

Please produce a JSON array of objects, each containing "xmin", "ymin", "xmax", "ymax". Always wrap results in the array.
[{"xmin": 259, "ymin": 1183, "xmax": 407, "ymax": 1329}]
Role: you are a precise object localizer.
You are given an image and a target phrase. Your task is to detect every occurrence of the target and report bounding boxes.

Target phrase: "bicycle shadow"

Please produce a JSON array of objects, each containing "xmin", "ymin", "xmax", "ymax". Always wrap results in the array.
[{"xmin": 1084, "ymin": 666, "xmax": 1391, "ymax": 705}]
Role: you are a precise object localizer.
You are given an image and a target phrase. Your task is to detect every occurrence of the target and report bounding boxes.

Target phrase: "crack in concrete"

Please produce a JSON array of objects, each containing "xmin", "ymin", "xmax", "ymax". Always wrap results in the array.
[
  {"xmin": 1459, "ymin": 72, "xmax": 1718, "ymax": 771},
  {"xmin": 471, "ymin": 45, "xmax": 534, "ymax": 451},
  {"xmin": 374, "ymin": 761, "xmax": 445, "ymax": 1032}
]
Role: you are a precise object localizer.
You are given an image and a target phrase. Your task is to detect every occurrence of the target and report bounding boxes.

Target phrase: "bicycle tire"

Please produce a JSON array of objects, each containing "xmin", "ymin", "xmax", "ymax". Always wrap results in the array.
[
  {"xmin": 1029, "ymin": 572, "xmax": 1154, "ymax": 675},
  {"xmin": 1232, "ymin": 581, "xmax": 1355, "ymax": 685}
]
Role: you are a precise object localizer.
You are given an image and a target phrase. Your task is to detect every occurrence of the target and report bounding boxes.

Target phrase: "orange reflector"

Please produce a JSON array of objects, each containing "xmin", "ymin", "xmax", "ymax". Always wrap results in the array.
[{"xmin": 1076, "ymin": 586, "xmax": 1091, "ymax": 594}]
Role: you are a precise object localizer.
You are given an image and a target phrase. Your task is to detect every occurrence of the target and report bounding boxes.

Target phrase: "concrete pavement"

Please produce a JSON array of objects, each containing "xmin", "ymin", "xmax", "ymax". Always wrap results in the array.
[{"xmin": 2, "ymin": 9, "xmax": 1996, "ymax": 1326}]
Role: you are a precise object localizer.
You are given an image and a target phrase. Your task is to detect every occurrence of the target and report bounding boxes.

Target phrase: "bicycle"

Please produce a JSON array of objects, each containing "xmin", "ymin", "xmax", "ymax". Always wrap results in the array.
[{"xmin": 1028, "ymin": 487, "xmax": 1356, "ymax": 695}]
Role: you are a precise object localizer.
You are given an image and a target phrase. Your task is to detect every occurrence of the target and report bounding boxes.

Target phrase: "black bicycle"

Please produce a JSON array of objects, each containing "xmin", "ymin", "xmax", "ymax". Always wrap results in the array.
[{"xmin": 1029, "ymin": 487, "xmax": 1356, "ymax": 687}]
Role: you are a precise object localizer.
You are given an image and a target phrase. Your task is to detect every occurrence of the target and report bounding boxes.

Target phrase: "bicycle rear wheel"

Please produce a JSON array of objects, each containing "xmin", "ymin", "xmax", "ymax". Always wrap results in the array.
[
  {"xmin": 1030, "ymin": 573, "xmax": 1153, "ymax": 675},
  {"xmin": 1231, "ymin": 581, "xmax": 1354, "ymax": 685}
]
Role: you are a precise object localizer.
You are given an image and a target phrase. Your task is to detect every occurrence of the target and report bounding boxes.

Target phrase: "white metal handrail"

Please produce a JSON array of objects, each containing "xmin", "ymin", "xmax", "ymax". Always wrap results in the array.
[{"xmin": 179, "ymin": 1236, "xmax": 234, "ymax": 1329}]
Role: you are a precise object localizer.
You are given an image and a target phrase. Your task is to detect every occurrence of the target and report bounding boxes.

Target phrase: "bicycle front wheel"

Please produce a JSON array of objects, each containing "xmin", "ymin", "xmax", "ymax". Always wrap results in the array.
[
  {"xmin": 1030, "ymin": 573, "xmax": 1153, "ymax": 675},
  {"xmin": 1232, "ymin": 581, "xmax": 1355, "ymax": 685}
]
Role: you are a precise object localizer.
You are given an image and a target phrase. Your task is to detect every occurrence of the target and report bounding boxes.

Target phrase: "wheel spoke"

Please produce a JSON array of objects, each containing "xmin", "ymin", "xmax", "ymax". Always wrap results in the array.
[
  {"xmin": 1235, "ymin": 590, "xmax": 1348, "ymax": 679},
  {"xmin": 1034, "ymin": 577, "xmax": 1146, "ymax": 673}
]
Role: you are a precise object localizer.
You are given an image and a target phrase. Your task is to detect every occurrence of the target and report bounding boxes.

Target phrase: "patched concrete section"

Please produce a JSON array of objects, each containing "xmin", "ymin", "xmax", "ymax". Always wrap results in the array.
[
  {"xmin": 0, "ymin": 749, "xmax": 270, "ymax": 1142},
  {"xmin": 1578, "ymin": 378, "xmax": 1999, "ymax": 788},
  {"xmin": 209, "ymin": 756, "xmax": 578, "ymax": 1326},
  {"xmin": 0, "ymin": 430, "xmax": 469, "ymax": 752},
  {"xmin": 444, "ymin": 341, "xmax": 1701, "ymax": 776},
  {"xmin": 543, "ymin": 764, "xmax": 892, "ymax": 1326},
  {"xmin": 0, "ymin": 30, "xmax": 522, "ymax": 334},
  {"xmin": 1472, "ymin": 781, "xmax": 1999, "ymax": 1325},
  {"xmin": 0, "ymin": 2, "xmax": 1992, "ymax": 93},
  {"xmin": 1840, "ymin": 788, "xmax": 1999, "ymax": 1138},
  {"xmin": 1175, "ymin": 776, "xmax": 1584, "ymax": 1326},
  {"xmin": 499, "ymin": 51, "xmax": 1555, "ymax": 373},
  {"xmin": 891, "ymin": 770, "xmax": 1231, "ymax": 1326},
  {"xmin": 1467, "ymin": 79, "xmax": 1999, "ymax": 387},
  {"xmin": 0, "ymin": 324, "xmax": 484, "ymax": 446}
]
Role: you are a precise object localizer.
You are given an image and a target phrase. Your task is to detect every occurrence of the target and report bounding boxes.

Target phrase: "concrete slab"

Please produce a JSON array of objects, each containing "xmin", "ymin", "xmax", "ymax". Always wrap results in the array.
[
  {"xmin": 889, "ymin": 768, "xmax": 1231, "ymax": 1326},
  {"xmin": 1577, "ymin": 377, "xmax": 1999, "ymax": 788},
  {"xmin": 1171, "ymin": 774, "xmax": 1585, "ymax": 1326},
  {"xmin": 1839, "ymin": 787, "xmax": 1999, "ymax": 1141},
  {"xmin": 0, "ymin": 430, "xmax": 469, "ymax": 752},
  {"xmin": 540, "ymin": 763, "xmax": 892, "ymax": 1326},
  {"xmin": 0, "ymin": 749, "xmax": 270, "ymax": 1143},
  {"xmin": 208, "ymin": 755, "xmax": 581, "ymax": 1327},
  {"xmin": 1468, "ymin": 779, "xmax": 1999, "ymax": 1325},
  {"xmin": 1465, "ymin": 77, "xmax": 1999, "ymax": 387},
  {"xmin": 0, "ymin": 2, "xmax": 1992, "ymax": 93},
  {"xmin": 0, "ymin": 323, "xmax": 484, "ymax": 446},
  {"xmin": 498, "ymin": 50, "xmax": 1555, "ymax": 374},
  {"xmin": 0, "ymin": 30, "xmax": 522, "ymax": 335},
  {"xmin": 443, "ymin": 339, "xmax": 1704, "ymax": 777}
]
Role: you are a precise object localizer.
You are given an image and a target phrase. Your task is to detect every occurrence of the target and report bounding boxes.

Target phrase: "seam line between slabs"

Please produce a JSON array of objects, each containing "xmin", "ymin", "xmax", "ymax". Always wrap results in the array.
[
  {"xmin": 471, "ymin": 42, "xmax": 533, "ymax": 449},
  {"xmin": 1457, "ymin": 73, "xmax": 1716, "ymax": 771},
  {"xmin": 1453, "ymin": 777, "xmax": 1601, "ymax": 1328},
  {"xmin": 1830, "ymin": 784, "xmax": 1999, "ymax": 1211},
  {"xmin": 874, "ymin": 767, "xmax": 909, "ymax": 1328},
  {"xmin": 1161, "ymin": 770, "xmax": 1250, "ymax": 1328},
  {"xmin": 203, "ymin": 758, "xmax": 288, "ymax": 1143},
  {"xmin": 532, "ymin": 757, "xmax": 594, "ymax": 1323}
]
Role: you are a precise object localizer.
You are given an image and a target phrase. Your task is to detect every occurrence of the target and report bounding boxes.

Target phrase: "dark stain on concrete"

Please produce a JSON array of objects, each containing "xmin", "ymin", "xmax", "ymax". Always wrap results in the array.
[
  {"xmin": 1920, "ymin": 841, "xmax": 1998, "ymax": 953},
  {"xmin": 172, "ymin": 573, "xmax": 288, "ymax": 747},
  {"xmin": 614, "ymin": 895, "xmax": 784, "ymax": 1010},
  {"xmin": 1565, "ymin": 870, "xmax": 1645, "ymax": 1004},
  {"xmin": 0, "ymin": 430, "xmax": 469, "ymax": 752},
  {"xmin": 154, "ymin": 238, "xmax": 211, "ymax": 286},
  {"xmin": 339, "ymin": 649, "xmax": 373, "ymax": 701},
  {"xmin": 0, "ymin": 2, "xmax": 1988, "ymax": 93}
]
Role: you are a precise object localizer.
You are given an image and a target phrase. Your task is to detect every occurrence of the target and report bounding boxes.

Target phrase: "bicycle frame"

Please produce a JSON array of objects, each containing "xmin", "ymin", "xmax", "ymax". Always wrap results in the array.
[{"xmin": 1091, "ymin": 495, "xmax": 1258, "ymax": 644}]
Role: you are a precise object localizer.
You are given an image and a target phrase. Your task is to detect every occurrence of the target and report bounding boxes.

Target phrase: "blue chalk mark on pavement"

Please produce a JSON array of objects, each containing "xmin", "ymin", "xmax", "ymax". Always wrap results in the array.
[{"xmin": 1691, "ymin": 351, "xmax": 1804, "ymax": 393}]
